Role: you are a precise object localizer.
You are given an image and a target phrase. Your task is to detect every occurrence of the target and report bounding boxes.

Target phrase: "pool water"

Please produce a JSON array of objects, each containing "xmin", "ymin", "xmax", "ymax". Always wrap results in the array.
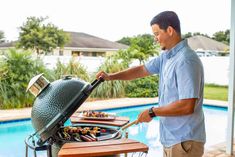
[
  {"xmin": 0, "ymin": 104, "xmax": 228, "ymax": 157},
  {"xmin": 0, "ymin": 119, "xmax": 44, "ymax": 157}
]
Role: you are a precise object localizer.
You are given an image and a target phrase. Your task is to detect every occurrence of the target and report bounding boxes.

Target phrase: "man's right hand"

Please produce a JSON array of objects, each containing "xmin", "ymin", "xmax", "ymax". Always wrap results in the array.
[
  {"xmin": 96, "ymin": 65, "xmax": 149, "ymax": 81},
  {"xmin": 96, "ymin": 71, "xmax": 111, "ymax": 81}
]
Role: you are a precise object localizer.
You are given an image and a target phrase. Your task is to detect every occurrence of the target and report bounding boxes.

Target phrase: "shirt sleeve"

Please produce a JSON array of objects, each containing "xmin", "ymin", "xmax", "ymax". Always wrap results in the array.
[
  {"xmin": 176, "ymin": 60, "xmax": 203, "ymax": 99},
  {"xmin": 144, "ymin": 56, "xmax": 161, "ymax": 75}
]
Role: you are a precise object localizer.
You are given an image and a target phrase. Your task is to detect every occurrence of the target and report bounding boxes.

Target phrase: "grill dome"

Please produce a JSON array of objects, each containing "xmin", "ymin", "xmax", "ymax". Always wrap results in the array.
[{"xmin": 30, "ymin": 76, "xmax": 92, "ymax": 145}]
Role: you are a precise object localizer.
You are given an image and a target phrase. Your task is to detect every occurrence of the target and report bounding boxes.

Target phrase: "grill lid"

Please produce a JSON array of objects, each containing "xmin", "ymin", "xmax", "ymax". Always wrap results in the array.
[{"xmin": 27, "ymin": 74, "xmax": 103, "ymax": 145}]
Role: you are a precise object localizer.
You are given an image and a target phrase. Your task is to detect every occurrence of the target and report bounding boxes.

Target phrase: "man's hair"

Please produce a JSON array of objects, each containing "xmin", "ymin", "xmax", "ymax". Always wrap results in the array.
[{"xmin": 150, "ymin": 11, "xmax": 181, "ymax": 35}]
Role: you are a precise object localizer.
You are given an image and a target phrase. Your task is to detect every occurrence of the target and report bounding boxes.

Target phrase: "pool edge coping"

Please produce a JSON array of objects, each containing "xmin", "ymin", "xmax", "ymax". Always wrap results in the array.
[{"xmin": 0, "ymin": 98, "xmax": 228, "ymax": 122}]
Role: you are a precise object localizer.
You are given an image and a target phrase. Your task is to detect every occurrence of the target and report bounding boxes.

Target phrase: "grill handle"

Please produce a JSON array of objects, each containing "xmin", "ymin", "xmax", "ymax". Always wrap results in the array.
[{"xmin": 89, "ymin": 77, "xmax": 104, "ymax": 92}]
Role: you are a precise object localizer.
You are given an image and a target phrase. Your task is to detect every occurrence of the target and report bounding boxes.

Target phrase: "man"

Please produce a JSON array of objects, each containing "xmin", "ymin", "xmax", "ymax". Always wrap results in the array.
[{"xmin": 96, "ymin": 11, "xmax": 205, "ymax": 157}]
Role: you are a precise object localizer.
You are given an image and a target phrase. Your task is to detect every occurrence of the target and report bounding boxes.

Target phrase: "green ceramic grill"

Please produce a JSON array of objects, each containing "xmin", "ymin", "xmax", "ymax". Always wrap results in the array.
[
  {"xmin": 26, "ymin": 74, "xmax": 103, "ymax": 146},
  {"xmin": 25, "ymin": 74, "xmax": 124, "ymax": 157}
]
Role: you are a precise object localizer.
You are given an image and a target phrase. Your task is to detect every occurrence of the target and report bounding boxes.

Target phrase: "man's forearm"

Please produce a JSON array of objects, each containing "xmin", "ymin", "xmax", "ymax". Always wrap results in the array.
[
  {"xmin": 153, "ymin": 98, "xmax": 197, "ymax": 116},
  {"xmin": 109, "ymin": 65, "xmax": 150, "ymax": 80}
]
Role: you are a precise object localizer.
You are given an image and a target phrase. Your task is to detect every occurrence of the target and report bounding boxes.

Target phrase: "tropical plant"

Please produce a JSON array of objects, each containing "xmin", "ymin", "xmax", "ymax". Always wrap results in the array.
[
  {"xmin": 0, "ymin": 49, "xmax": 51, "ymax": 109},
  {"xmin": 91, "ymin": 56, "xmax": 128, "ymax": 98},
  {"xmin": 130, "ymin": 34, "xmax": 159, "ymax": 64},
  {"xmin": 112, "ymin": 49, "xmax": 132, "ymax": 67},
  {"xmin": 125, "ymin": 75, "xmax": 159, "ymax": 97},
  {"xmin": 53, "ymin": 57, "xmax": 89, "ymax": 81},
  {"xmin": 92, "ymin": 34, "xmax": 160, "ymax": 98},
  {"xmin": 117, "ymin": 34, "xmax": 159, "ymax": 65},
  {"xmin": 17, "ymin": 16, "xmax": 69, "ymax": 55}
]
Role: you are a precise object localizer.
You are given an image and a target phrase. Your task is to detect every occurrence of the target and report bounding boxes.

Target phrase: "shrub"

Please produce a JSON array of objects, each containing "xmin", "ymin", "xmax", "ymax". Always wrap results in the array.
[
  {"xmin": 0, "ymin": 49, "xmax": 51, "ymax": 109},
  {"xmin": 91, "ymin": 56, "xmax": 128, "ymax": 98},
  {"xmin": 125, "ymin": 75, "xmax": 159, "ymax": 97},
  {"xmin": 53, "ymin": 57, "xmax": 90, "ymax": 81}
]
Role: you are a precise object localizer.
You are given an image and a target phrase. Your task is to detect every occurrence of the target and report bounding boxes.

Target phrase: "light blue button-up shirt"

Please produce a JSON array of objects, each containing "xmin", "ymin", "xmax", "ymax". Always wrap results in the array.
[{"xmin": 144, "ymin": 40, "xmax": 206, "ymax": 147}]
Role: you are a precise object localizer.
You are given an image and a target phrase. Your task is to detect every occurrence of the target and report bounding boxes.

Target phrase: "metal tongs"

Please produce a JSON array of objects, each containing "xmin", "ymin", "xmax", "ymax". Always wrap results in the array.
[{"xmin": 97, "ymin": 120, "xmax": 138, "ymax": 141}]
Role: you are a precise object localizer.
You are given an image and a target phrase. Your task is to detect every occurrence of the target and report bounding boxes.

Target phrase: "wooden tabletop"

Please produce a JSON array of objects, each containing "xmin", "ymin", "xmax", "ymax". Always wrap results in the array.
[
  {"xmin": 58, "ymin": 138, "xmax": 148, "ymax": 157},
  {"xmin": 70, "ymin": 113, "xmax": 130, "ymax": 127}
]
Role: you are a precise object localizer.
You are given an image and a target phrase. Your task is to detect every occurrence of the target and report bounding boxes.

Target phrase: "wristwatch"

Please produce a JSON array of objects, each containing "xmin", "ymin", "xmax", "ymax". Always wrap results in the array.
[{"xmin": 148, "ymin": 107, "xmax": 156, "ymax": 118}]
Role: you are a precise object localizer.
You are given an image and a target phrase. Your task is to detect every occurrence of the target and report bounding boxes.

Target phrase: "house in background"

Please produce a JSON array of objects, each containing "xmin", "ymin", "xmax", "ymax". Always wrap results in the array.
[
  {"xmin": 0, "ymin": 31, "xmax": 128, "ymax": 57},
  {"xmin": 187, "ymin": 35, "xmax": 229, "ymax": 56},
  {"xmin": 58, "ymin": 32, "xmax": 128, "ymax": 57},
  {"xmin": 0, "ymin": 41, "xmax": 17, "ymax": 55}
]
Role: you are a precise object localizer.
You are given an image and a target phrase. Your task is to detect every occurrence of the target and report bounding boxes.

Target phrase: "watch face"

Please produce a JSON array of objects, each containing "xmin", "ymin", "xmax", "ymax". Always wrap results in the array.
[{"xmin": 149, "ymin": 107, "xmax": 155, "ymax": 117}]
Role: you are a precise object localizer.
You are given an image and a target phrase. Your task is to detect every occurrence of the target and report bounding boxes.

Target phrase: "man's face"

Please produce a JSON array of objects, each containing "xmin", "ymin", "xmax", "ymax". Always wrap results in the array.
[{"xmin": 151, "ymin": 24, "xmax": 171, "ymax": 50}]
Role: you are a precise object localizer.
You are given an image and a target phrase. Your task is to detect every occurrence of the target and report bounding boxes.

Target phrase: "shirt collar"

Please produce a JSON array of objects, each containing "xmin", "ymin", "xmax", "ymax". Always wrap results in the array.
[{"xmin": 165, "ymin": 40, "xmax": 187, "ymax": 59}]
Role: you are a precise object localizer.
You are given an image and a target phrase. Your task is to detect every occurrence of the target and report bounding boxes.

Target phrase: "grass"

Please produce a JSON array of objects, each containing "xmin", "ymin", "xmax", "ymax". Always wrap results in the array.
[{"xmin": 204, "ymin": 84, "xmax": 228, "ymax": 101}]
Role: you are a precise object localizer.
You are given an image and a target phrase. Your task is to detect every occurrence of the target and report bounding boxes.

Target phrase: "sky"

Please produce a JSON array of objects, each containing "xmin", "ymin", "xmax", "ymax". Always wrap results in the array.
[{"xmin": 0, "ymin": 0, "xmax": 231, "ymax": 42}]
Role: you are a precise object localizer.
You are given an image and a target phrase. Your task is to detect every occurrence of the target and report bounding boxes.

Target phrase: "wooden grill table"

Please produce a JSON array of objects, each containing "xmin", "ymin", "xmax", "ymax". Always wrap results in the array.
[
  {"xmin": 58, "ymin": 138, "xmax": 148, "ymax": 157},
  {"xmin": 61, "ymin": 114, "xmax": 148, "ymax": 157}
]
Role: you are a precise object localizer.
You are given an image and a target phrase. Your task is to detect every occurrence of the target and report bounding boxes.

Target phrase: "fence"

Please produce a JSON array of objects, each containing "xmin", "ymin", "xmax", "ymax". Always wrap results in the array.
[{"xmin": 43, "ymin": 56, "xmax": 229, "ymax": 86}]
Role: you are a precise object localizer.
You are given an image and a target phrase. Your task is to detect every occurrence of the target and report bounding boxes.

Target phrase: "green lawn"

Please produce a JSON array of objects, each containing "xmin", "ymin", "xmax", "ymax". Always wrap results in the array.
[{"xmin": 204, "ymin": 84, "xmax": 228, "ymax": 101}]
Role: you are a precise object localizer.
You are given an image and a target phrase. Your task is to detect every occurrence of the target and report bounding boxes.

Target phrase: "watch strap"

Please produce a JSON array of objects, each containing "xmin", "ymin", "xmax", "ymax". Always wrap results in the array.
[{"xmin": 148, "ymin": 107, "xmax": 156, "ymax": 118}]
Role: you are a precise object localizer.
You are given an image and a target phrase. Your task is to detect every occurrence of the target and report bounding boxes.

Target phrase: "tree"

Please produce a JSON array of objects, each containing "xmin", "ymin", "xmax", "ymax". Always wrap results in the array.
[
  {"xmin": 182, "ymin": 32, "xmax": 211, "ymax": 39},
  {"xmin": 116, "ymin": 37, "xmax": 132, "ymax": 45},
  {"xmin": 0, "ymin": 30, "xmax": 5, "ymax": 43},
  {"xmin": 116, "ymin": 34, "xmax": 159, "ymax": 65},
  {"xmin": 182, "ymin": 32, "xmax": 192, "ymax": 39},
  {"xmin": 17, "ymin": 16, "xmax": 69, "ymax": 55},
  {"xmin": 225, "ymin": 29, "xmax": 230, "ymax": 43},
  {"xmin": 212, "ymin": 29, "xmax": 229, "ymax": 44},
  {"xmin": 192, "ymin": 32, "xmax": 210, "ymax": 38},
  {"xmin": 128, "ymin": 34, "xmax": 159, "ymax": 64}
]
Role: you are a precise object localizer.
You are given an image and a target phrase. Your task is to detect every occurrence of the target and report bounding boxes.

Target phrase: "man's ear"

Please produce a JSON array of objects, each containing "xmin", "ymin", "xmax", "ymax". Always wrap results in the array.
[{"xmin": 167, "ymin": 26, "xmax": 174, "ymax": 36}]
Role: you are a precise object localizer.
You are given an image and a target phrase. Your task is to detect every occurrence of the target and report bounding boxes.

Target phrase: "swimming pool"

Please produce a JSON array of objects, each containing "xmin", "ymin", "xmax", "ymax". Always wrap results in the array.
[{"xmin": 0, "ymin": 104, "xmax": 228, "ymax": 157}]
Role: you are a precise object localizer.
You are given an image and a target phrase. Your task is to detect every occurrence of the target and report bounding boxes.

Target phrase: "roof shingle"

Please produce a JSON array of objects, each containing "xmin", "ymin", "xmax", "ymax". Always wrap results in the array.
[
  {"xmin": 187, "ymin": 35, "xmax": 229, "ymax": 52},
  {"xmin": 65, "ymin": 31, "xmax": 128, "ymax": 49}
]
